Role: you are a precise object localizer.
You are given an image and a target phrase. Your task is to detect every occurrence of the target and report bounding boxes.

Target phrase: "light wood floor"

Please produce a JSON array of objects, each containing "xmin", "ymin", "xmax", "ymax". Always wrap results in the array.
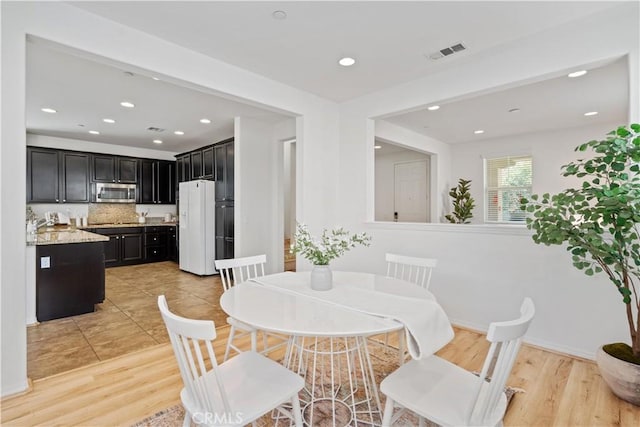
[{"xmin": 3, "ymin": 325, "xmax": 639, "ymax": 426}]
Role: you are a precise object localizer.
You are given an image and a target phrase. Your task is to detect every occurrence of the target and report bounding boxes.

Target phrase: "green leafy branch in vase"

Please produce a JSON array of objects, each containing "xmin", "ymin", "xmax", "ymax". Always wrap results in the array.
[{"xmin": 290, "ymin": 223, "xmax": 371, "ymax": 266}]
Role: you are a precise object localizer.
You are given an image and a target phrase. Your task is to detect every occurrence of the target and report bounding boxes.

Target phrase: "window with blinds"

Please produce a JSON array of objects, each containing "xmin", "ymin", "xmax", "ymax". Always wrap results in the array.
[{"xmin": 485, "ymin": 155, "xmax": 532, "ymax": 223}]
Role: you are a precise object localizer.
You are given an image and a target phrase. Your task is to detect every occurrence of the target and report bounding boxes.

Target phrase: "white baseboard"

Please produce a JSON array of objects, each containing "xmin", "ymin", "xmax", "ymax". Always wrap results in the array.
[
  {"xmin": 449, "ymin": 318, "xmax": 596, "ymax": 361},
  {"xmin": 1, "ymin": 379, "xmax": 30, "ymax": 398}
]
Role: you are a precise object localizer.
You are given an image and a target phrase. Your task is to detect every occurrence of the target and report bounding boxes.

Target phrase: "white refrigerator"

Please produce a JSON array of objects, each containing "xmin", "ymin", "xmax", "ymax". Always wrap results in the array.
[{"xmin": 179, "ymin": 180, "xmax": 216, "ymax": 275}]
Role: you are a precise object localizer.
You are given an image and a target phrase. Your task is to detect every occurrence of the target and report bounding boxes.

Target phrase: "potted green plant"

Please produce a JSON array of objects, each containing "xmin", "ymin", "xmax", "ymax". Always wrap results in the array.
[
  {"xmin": 521, "ymin": 124, "xmax": 640, "ymax": 406},
  {"xmin": 291, "ymin": 223, "xmax": 371, "ymax": 291},
  {"xmin": 445, "ymin": 178, "xmax": 475, "ymax": 223}
]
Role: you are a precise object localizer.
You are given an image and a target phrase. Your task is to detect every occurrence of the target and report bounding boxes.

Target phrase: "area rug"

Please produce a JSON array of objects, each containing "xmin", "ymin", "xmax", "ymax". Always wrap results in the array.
[{"xmin": 131, "ymin": 345, "xmax": 522, "ymax": 427}]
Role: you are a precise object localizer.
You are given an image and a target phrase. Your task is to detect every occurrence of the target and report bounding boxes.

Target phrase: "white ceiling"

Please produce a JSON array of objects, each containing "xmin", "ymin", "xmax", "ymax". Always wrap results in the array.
[
  {"xmin": 26, "ymin": 40, "xmax": 289, "ymax": 153},
  {"xmin": 69, "ymin": 1, "xmax": 620, "ymax": 102},
  {"xmin": 384, "ymin": 57, "xmax": 629, "ymax": 144},
  {"xmin": 26, "ymin": 2, "xmax": 631, "ymax": 152}
]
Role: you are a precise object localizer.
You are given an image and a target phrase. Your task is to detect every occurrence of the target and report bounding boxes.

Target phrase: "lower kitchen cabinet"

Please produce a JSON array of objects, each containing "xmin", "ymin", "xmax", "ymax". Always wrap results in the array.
[
  {"xmin": 97, "ymin": 227, "xmax": 144, "ymax": 267},
  {"xmin": 144, "ymin": 226, "xmax": 168, "ymax": 262},
  {"xmin": 97, "ymin": 226, "xmax": 177, "ymax": 267},
  {"xmin": 36, "ymin": 241, "xmax": 105, "ymax": 321},
  {"xmin": 168, "ymin": 226, "xmax": 178, "ymax": 262}
]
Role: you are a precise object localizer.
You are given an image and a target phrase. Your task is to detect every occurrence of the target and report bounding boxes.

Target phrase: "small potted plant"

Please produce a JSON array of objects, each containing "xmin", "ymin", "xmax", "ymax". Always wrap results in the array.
[
  {"xmin": 521, "ymin": 124, "xmax": 640, "ymax": 405},
  {"xmin": 445, "ymin": 178, "xmax": 475, "ymax": 224},
  {"xmin": 291, "ymin": 223, "xmax": 371, "ymax": 290}
]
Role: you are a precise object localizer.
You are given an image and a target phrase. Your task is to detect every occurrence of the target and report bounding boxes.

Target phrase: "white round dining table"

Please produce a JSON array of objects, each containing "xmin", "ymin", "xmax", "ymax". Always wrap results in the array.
[{"xmin": 219, "ymin": 271, "xmax": 437, "ymax": 427}]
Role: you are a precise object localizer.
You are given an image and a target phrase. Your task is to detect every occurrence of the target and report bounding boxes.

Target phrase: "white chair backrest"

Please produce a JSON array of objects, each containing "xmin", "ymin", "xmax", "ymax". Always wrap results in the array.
[
  {"xmin": 467, "ymin": 298, "xmax": 535, "ymax": 425},
  {"xmin": 215, "ymin": 254, "xmax": 267, "ymax": 292},
  {"xmin": 385, "ymin": 253, "xmax": 437, "ymax": 289},
  {"xmin": 158, "ymin": 295, "xmax": 232, "ymax": 416}
]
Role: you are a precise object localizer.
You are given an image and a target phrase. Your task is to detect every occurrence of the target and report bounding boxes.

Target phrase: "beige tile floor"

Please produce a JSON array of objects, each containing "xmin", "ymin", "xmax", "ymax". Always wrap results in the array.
[{"xmin": 27, "ymin": 261, "xmax": 227, "ymax": 380}]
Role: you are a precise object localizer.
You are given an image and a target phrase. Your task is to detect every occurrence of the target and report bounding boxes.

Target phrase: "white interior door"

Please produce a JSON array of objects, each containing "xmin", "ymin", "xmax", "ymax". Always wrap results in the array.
[{"xmin": 394, "ymin": 160, "xmax": 429, "ymax": 222}]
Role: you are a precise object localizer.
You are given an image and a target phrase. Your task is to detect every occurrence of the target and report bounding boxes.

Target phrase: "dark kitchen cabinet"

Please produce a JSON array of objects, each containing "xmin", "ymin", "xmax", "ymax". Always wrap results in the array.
[
  {"xmin": 138, "ymin": 159, "xmax": 176, "ymax": 204},
  {"xmin": 215, "ymin": 205, "xmax": 234, "ymax": 260},
  {"xmin": 144, "ymin": 226, "xmax": 168, "ymax": 262},
  {"xmin": 139, "ymin": 159, "xmax": 175, "ymax": 204},
  {"xmin": 202, "ymin": 147, "xmax": 214, "ymax": 179},
  {"xmin": 214, "ymin": 140, "xmax": 234, "ymax": 202},
  {"xmin": 190, "ymin": 150, "xmax": 203, "ymax": 180},
  {"xmin": 96, "ymin": 227, "xmax": 144, "ymax": 267},
  {"xmin": 168, "ymin": 226, "xmax": 177, "ymax": 262},
  {"xmin": 27, "ymin": 147, "xmax": 90, "ymax": 203},
  {"xmin": 36, "ymin": 242, "xmax": 105, "ymax": 321},
  {"xmin": 92, "ymin": 155, "xmax": 138, "ymax": 183},
  {"xmin": 177, "ymin": 147, "xmax": 215, "ymax": 182},
  {"xmin": 176, "ymin": 154, "xmax": 191, "ymax": 183}
]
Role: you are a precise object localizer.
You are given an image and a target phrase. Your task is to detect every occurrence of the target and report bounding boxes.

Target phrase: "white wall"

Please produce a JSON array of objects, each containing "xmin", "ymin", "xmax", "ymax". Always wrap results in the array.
[
  {"xmin": 334, "ymin": 2, "xmax": 639, "ymax": 361},
  {"xmin": 1, "ymin": 1, "xmax": 338, "ymax": 396},
  {"xmin": 450, "ymin": 122, "xmax": 620, "ymax": 224},
  {"xmin": 375, "ymin": 149, "xmax": 429, "ymax": 222},
  {"xmin": 375, "ymin": 120, "xmax": 451, "ymax": 222},
  {"xmin": 234, "ymin": 117, "xmax": 278, "ymax": 271},
  {"xmin": 27, "ymin": 134, "xmax": 178, "ymax": 160}
]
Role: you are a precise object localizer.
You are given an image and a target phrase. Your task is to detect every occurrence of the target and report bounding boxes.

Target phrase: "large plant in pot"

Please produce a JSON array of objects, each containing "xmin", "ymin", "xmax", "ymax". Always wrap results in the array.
[{"xmin": 521, "ymin": 124, "xmax": 640, "ymax": 406}]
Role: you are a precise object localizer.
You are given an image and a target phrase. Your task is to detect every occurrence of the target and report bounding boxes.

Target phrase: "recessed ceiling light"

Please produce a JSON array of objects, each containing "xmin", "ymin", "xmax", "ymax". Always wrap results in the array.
[
  {"xmin": 103, "ymin": 118, "xmax": 115, "ymax": 124},
  {"xmin": 474, "ymin": 130, "xmax": 485, "ymax": 134},
  {"xmin": 89, "ymin": 130, "xmax": 100, "ymax": 135},
  {"xmin": 174, "ymin": 130, "xmax": 185, "ymax": 135},
  {"xmin": 153, "ymin": 139, "xmax": 163, "ymax": 144},
  {"xmin": 41, "ymin": 108, "xmax": 57, "ymax": 113},
  {"xmin": 427, "ymin": 105, "xmax": 440, "ymax": 111},
  {"xmin": 508, "ymin": 108, "xmax": 521, "ymax": 113},
  {"xmin": 151, "ymin": 77, "xmax": 160, "ymax": 81},
  {"xmin": 338, "ymin": 57, "xmax": 356, "ymax": 67},
  {"xmin": 272, "ymin": 10, "xmax": 287, "ymax": 20},
  {"xmin": 374, "ymin": 145, "xmax": 382, "ymax": 150},
  {"xmin": 584, "ymin": 111, "xmax": 599, "ymax": 116},
  {"xmin": 120, "ymin": 101, "xmax": 135, "ymax": 108},
  {"xmin": 200, "ymin": 118, "xmax": 211, "ymax": 124},
  {"xmin": 568, "ymin": 70, "xmax": 588, "ymax": 78}
]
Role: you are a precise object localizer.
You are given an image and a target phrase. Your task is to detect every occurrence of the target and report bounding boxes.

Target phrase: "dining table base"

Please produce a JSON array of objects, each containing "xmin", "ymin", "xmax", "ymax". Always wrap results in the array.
[{"xmin": 272, "ymin": 335, "xmax": 382, "ymax": 427}]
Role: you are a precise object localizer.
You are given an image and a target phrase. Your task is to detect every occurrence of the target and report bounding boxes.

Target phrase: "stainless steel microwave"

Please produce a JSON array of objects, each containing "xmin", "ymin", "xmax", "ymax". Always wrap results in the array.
[{"xmin": 95, "ymin": 183, "xmax": 136, "ymax": 203}]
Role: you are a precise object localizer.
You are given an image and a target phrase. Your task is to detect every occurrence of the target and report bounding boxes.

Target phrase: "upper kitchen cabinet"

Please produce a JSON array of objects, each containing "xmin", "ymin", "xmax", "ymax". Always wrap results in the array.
[
  {"xmin": 27, "ymin": 147, "xmax": 90, "ymax": 203},
  {"xmin": 189, "ymin": 146, "xmax": 215, "ymax": 180},
  {"xmin": 139, "ymin": 159, "xmax": 176, "ymax": 204},
  {"xmin": 92, "ymin": 154, "xmax": 138, "ymax": 183},
  {"xmin": 214, "ymin": 139, "xmax": 234, "ymax": 202},
  {"xmin": 176, "ymin": 154, "xmax": 191, "ymax": 183}
]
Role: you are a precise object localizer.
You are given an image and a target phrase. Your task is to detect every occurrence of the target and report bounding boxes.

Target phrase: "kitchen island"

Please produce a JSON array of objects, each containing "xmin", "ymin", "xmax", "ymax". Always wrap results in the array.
[{"xmin": 27, "ymin": 228, "xmax": 108, "ymax": 322}]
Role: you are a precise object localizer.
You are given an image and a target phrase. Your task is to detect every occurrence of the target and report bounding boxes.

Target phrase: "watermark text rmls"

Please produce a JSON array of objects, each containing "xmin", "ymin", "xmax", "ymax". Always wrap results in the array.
[{"xmin": 192, "ymin": 412, "xmax": 245, "ymax": 425}]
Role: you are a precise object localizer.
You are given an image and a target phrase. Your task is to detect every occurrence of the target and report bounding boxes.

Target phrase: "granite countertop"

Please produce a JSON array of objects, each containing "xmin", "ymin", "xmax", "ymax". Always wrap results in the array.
[
  {"xmin": 27, "ymin": 229, "xmax": 109, "ymax": 246},
  {"xmin": 81, "ymin": 222, "xmax": 178, "ymax": 229}
]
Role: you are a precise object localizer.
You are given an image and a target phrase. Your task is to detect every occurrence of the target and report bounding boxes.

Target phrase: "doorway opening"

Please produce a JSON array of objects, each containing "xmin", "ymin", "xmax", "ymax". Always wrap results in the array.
[
  {"xmin": 375, "ymin": 141, "xmax": 431, "ymax": 223},
  {"xmin": 283, "ymin": 139, "xmax": 297, "ymax": 270}
]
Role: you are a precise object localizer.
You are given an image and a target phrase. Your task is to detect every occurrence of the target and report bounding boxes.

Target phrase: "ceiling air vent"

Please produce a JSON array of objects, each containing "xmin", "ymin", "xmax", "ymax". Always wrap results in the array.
[
  {"xmin": 427, "ymin": 42, "xmax": 466, "ymax": 60},
  {"xmin": 147, "ymin": 127, "xmax": 165, "ymax": 132}
]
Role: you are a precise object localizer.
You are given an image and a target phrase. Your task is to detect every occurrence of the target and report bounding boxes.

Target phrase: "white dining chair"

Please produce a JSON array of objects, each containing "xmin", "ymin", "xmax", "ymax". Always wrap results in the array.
[
  {"xmin": 381, "ymin": 298, "xmax": 535, "ymax": 427},
  {"xmin": 386, "ymin": 253, "xmax": 437, "ymax": 290},
  {"xmin": 384, "ymin": 253, "xmax": 438, "ymax": 364},
  {"xmin": 158, "ymin": 295, "xmax": 304, "ymax": 427},
  {"xmin": 215, "ymin": 254, "xmax": 287, "ymax": 362}
]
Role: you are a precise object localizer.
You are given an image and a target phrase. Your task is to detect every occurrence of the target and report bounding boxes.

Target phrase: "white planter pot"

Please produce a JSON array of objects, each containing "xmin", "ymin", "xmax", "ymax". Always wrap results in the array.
[
  {"xmin": 310, "ymin": 265, "xmax": 332, "ymax": 291},
  {"xmin": 596, "ymin": 346, "xmax": 640, "ymax": 406}
]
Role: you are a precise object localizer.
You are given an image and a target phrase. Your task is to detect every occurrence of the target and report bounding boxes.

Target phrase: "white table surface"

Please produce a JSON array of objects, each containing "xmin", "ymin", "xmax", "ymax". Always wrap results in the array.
[{"xmin": 219, "ymin": 271, "xmax": 436, "ymax": 338}]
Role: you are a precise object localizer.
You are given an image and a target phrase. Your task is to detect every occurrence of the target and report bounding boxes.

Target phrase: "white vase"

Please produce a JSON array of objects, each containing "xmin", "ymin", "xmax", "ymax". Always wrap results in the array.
[{"xmin": 310, "ymin": 265, "xmax": 332, "ymax": 291}]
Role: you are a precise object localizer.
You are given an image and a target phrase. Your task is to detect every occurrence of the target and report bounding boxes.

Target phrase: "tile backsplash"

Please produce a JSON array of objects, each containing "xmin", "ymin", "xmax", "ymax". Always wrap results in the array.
[
  {"xmin": 88, "ymin": 203, "xmax": 138, "ymax": 224},
  {"xmin": 27, "ymin": 203, "xmax": 176, "ymax": 224}
]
